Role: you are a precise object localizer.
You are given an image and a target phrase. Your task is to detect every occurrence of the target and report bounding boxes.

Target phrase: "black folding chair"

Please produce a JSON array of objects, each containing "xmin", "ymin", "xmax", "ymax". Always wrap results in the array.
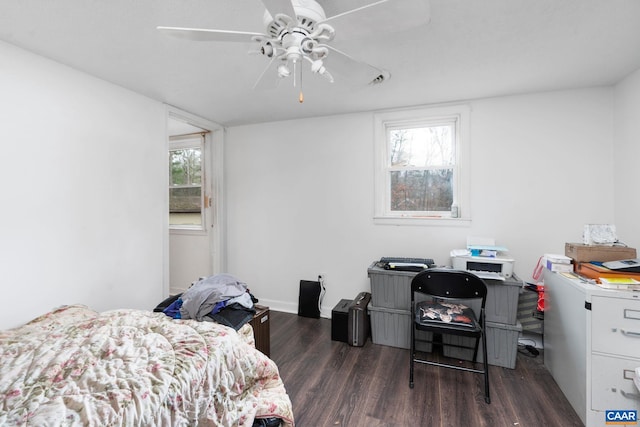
[{"xmin": 409, "ymin": 269, "xmax": 490, "ymax": 403}]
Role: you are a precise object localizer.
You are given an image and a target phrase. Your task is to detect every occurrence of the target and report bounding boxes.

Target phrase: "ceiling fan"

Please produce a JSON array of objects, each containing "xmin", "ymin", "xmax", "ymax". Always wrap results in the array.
[{"xmin": 158, "ymin": 0, "xmax": 430, "ymax": 102}]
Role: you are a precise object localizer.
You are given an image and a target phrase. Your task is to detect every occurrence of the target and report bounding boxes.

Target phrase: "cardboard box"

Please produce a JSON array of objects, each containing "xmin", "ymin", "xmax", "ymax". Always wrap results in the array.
[
  {"xmin": 546, "ymin": 261, "xmax": 574, "ymax": 273},
  {"xmin": 565, "ymin": 243, "xmax": 636, "ymax": 263}
]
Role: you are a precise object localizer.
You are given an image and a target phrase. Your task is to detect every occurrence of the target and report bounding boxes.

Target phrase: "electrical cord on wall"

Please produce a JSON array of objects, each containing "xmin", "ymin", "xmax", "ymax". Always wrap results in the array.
[{"xmin": 318, "ymin": 275, "xmax": 326, "ymax": 314}]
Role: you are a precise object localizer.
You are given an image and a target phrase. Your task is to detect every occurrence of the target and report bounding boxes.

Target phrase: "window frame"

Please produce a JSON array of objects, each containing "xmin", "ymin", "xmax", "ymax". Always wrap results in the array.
[
  {"xmin": 373, "ymin": 104, "xmax": 471, "ymax": 226},
  {"xmin": 169, "ymin": 133, "xmax": 206, "ymax": 231}
]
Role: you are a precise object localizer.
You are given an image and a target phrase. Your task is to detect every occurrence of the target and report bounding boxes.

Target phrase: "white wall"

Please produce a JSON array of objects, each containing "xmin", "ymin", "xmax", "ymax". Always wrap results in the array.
[
  {"xmin": 2, "ymin": 39, "xmax": 627, "ymax": 327},
  {"xmin": 0, "ymin": 41, "xmax": 167, "ymax": 329},
  {"xmin": 613, "ymin": 68, "xmax": 640, "ymax": 250},
  {"xmin": 225, "ymin": 88, "xmax": 615, "ymax": 315}
]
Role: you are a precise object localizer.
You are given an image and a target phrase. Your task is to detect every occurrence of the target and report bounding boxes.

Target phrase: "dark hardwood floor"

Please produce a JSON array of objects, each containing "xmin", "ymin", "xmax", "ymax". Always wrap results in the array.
[{"xmin": 269, "ymin": 311, "xmax": 583, "ymax": 427}]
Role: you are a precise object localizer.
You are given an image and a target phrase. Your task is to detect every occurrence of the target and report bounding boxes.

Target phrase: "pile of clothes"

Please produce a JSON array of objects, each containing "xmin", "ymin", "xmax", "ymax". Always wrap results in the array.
[{"xmin": 156, "ymin": 274, "xmax": 257, "ymax": 330}]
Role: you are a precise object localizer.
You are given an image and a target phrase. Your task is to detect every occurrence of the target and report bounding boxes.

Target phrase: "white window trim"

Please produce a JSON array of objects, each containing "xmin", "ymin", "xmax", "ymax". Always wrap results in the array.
[{"xmin": 373, "ymin": 104, "xmax": 471, "ymax": 226}]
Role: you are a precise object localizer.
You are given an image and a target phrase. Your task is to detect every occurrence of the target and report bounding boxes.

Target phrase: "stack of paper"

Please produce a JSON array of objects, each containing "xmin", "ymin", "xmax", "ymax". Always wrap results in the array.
[
  {"xmin": 544, "ymin": 254, "xmax": 573, "ymax": 273},
  {"xmin": 597, "ymin": 277, "xmax": 640, "ymax": 290}
]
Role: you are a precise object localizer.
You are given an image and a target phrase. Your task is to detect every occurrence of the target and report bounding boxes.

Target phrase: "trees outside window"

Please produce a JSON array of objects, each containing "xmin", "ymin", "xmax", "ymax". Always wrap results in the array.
[
  {"xmin": 169, "ymin": 134, "xmax": 204, "ymax": 227},
  {"xmin": 374, "ymin": 105, "xmax": 470, "ymax": 224}
]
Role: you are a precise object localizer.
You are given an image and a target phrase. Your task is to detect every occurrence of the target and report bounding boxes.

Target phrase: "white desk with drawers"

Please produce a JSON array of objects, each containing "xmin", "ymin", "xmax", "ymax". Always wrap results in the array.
[{"xmin": 544, "ymin": 269, "xmax": 640, "ymax": 426}]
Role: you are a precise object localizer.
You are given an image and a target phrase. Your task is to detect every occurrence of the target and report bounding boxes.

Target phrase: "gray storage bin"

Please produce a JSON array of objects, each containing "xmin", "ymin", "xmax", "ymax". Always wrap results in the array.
[
  {"xmin": 367, "ymin": 262, "xmax": 523, "ymax": 368},
  {"xmin": 442, "ymin": 321, "xmax": 522, "ymax": 369},
  {"xmin": 484, "ymin": 276, "xmax": 522, "ymax": 325},
  {"xmin": 369, "ymin": 262, "xmax": 522, "ymax": 324},
  {"xmin": 368, "ymin": 304, "xmax": 432, "ymax": 352},
  {"xmin": 367, "ymin": 263, "xmax": 417, "ymax": 310},
  {"xmin": 482, "ymin": 321, "xmax": 522, "ymax": 369}
]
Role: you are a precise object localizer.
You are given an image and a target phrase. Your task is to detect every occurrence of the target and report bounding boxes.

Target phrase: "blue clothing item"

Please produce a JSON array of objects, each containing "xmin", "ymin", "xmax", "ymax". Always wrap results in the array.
[
  {"xmin": 210, "ymin": 300, "xmax": 227, "ymax": 315},
  {"xmin": 163, "ymin": 298, "xmax": 183, "ymax": 319}
]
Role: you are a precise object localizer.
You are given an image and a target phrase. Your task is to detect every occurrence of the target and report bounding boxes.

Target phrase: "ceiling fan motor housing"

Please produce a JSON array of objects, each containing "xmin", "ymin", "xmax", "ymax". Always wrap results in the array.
[{"xmin": 263, "ymin": 0, "xmax": 327, "ymax": 38}]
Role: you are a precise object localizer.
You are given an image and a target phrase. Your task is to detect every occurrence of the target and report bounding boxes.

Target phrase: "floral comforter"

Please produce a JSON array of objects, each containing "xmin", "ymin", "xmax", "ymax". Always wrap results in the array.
[{"xmin": 0, "ymin": 305, "xmax": 294, "ymax": 426}]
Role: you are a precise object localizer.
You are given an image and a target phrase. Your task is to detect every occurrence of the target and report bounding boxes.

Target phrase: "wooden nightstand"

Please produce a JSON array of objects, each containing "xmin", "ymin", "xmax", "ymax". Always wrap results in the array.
[{"xmin": 249, "ymin": 305, "xmax": 270, "ymax": 357}]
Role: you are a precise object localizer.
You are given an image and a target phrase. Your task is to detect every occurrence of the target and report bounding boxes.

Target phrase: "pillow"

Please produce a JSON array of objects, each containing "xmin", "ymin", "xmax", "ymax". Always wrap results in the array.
[{"xmin": 416, "ymin": 301, "xmax": 477, "ymax": 327}]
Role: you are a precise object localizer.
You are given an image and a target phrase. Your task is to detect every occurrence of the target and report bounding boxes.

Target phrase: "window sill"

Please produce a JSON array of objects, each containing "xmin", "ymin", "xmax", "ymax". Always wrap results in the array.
[
  {"xmin": 373, "ymin": 216, "xmax": 471, "ymax": 227},
  {"xmin": 169, "ymin": 226, "xmax": 207, "ymax": 235}
]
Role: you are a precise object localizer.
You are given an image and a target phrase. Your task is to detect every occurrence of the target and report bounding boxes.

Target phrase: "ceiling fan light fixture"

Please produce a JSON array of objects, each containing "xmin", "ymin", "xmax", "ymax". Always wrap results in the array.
[
  {"xmin": 277, "ymin": 64, "xmax": 291, "ymax": 78},
  {"xmin": 260, "ymin": 41, "xmax": 274, "ymax": 57},
  {"xmin": 309, "ymin": 59, "xmax": 334, "ymax": 83},
  {"xmin": 300, "ymin": 37, "xmax": 315, "ymax": 54}
]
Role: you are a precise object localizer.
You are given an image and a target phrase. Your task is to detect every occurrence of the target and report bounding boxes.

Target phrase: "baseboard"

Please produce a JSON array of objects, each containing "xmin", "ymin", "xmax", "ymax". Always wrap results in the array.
[{"xmin": 258, "ymin": 297, "xmax": 331, "ymax": 319}]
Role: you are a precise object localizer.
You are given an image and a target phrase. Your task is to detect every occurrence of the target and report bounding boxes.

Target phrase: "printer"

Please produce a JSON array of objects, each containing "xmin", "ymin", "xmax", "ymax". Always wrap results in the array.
[{"xmin": 450, "ymin": 238, "xmax": 515, "ymax": 279}]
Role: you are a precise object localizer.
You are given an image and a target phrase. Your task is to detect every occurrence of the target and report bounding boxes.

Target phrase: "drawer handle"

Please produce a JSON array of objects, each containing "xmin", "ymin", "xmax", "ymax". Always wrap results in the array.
[
  {"xmin": 624, "ymin": 309, "xmax": 640, "ymax": 320},
  {"xmin": 624, "ymin": 369, "xmax": 636, "ymax": 380},
  {"xmin": 620, "ymin": 329, "xmax": 640, "ymax": 338},
  {"xmin": 620, "ymin": 390, "xmax": 640, "ymax": 401}
]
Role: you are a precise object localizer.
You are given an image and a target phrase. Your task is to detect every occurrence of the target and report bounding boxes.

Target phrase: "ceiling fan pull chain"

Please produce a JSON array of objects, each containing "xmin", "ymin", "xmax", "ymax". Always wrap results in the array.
[
  {"xmin": 292, "ymin": 59, "xmax": 297, "ymax": 87},
  {"xmin": 299, "ymin": 59, "xmax": 304, "ymax": 103}
]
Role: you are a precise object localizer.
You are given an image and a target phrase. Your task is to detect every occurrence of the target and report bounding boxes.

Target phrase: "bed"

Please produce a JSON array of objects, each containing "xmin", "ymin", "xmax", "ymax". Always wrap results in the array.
[{"xmin": 0, "ymin": 304, "xmax": 294, "ymax": 426}]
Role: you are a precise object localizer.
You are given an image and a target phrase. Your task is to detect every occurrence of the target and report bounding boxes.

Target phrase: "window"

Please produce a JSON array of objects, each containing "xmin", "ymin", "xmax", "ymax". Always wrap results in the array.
[
  {"xmin": 374, "ymin": 105, "xmax": 470, "ymax": 224},
  {"xmin": 169, "ymin": 134, "xmax": 205, "ymax": 228}
]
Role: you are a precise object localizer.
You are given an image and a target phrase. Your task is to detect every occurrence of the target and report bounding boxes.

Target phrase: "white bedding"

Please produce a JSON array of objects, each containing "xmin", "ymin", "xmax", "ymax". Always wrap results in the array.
[{"xmin": 0, "ymin": 305, "xmax": 294, "ymax": 426}]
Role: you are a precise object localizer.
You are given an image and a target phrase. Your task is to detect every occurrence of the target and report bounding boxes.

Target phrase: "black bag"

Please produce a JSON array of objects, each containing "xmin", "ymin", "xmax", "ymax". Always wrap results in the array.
[
  {"xmin": 153, "ymin": 293, "xmax": 182, "ymax": 312},
  {"xmin": 298, "ymin": 280, "xmax": 321, "ymax": 318}
]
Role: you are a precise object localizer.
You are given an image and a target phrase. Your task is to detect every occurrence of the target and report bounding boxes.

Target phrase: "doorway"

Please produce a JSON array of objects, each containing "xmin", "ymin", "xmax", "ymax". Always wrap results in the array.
[{"xmin": 166, "ymin": 108, "xmax": 224, "ymax": 295}]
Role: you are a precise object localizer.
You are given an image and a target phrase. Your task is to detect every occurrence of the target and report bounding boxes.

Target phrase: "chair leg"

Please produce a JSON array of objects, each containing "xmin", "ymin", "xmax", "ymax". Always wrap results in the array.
[
  {"xmin": 409, "ymin": 324, "xmax": 415, "ymax": 388},
  {"xmin": 482, "ymin": 329, "xmax": 490, "ymax": 403}
]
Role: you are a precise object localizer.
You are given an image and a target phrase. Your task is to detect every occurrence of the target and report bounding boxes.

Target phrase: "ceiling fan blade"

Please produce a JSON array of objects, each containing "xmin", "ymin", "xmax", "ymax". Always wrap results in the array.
[
  {"xmin": 321, "ymin": 0, "xmax": 430, "ymax": 40},
  {"xmin": 157, "ymin": 26, "xmax": 263, "ymax": 42},
  {"xmin": 323, "ymin": 45, "xmax": 387, "ymax": 85},
  {"xmin": 323, "ymin": 0, "xmax": 389, "ymax": 22},
  {"xmin": 259, "ymin": 0, "xmax": 296, "ymax": 20},
  {"xmin": 252, "ymin": 58, "xmax": 282, "ymax": 90}
]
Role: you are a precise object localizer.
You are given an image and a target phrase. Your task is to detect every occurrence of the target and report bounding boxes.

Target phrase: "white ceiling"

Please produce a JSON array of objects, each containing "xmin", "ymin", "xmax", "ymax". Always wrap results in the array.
[{"xmin": 2, "ymin": 0, "xmax": 640, "ymax": 127}]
